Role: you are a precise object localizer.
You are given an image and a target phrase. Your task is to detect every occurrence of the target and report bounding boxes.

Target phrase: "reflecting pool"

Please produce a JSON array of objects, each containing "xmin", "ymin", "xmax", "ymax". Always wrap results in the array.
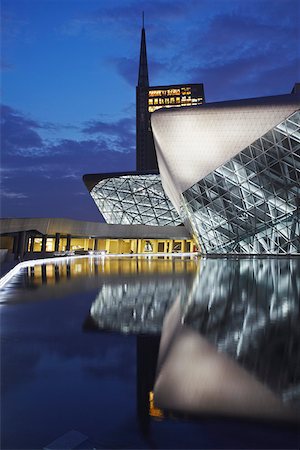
[{"xmin": 1, "ymin": 256, "xmax": 299, "ymax": 449}]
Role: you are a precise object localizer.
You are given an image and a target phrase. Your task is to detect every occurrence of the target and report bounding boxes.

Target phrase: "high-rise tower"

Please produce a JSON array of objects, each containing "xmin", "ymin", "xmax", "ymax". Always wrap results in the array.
[
  {"xmin": 136, "ymin": 19, "xmax": 205, "ymax": 172},
  {"xmin": 136, "ymin": 18, "xmax": 157, "ymax": 171},
  {"xmin": 84, "ymin": 20, "xmax": 205, "ymax": 226}
]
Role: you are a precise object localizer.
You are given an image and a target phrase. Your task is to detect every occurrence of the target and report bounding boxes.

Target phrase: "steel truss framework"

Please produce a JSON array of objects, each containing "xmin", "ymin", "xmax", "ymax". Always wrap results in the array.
[
  {"xmin": 91, "ymin": 174, "xmax": 181, "ymax": 226},
  {"xmin": 182, "ymin": 111, "xmax": 300, "ymax": 254}
]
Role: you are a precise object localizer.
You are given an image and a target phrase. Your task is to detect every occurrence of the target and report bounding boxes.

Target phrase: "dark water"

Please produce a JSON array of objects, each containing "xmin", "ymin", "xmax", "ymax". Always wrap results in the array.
[{"xmin": 0, "ymin": 256, "xmax": 299, "ymax": 449}]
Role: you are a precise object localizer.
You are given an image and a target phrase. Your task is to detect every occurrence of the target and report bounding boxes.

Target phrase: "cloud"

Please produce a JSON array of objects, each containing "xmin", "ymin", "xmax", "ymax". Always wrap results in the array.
[
  {"xmin": 58, "ymin": 0, "xmax": 299, "ymax": 95},
  {"xmin": 108, "ymin": 57, "xmax": 137, "ymax": 86},
  {"xmin": 83, "ymin": 117, "xmax": 133, "ymax": 135},
  {"xmin": 82, "ymin": 116, "xmax": 135, "ymax": 152},
  {"xmin": 2, "ymin": 0, "xmax": 299, "ymax": 221},
  {"xmin": 163, "ymin": 2, "xmax": 300, "ymax": 100},
  {"xmin": 1, "ymin": 189, "xmax": 28, "ymax": 199},
  {"xmin": 1, "ymin": 104, "xmax": 135, "ymax": 158},
  {"xmin": 0, "ymin": 148, "xmax": 135, "ymax": 221},
  {"xmin": 1, "ymin": 103, "xmax": 136, "ymax": 220},
  {"xmin": 0, "ymin": 105, "xmax": 84, "ymax": 156},
  {"xmin": 1, "ymin": 104, "xmax": 44, "ymax": 153},
  {"xmin": 61, "ymin": 0, "xmax": 190, "ymax": 37},
  {"xmin": 1, "ymin": 12, "xmax": 30, "ymax": 43},
  {"xmin": 109, "ymin": 56, "xmax": 165, "ymax": 86},
  {"xmin": 0, "ymin": 60, "xmax": 14, "ymax": 71},
  {"xmin": 197, "ymin": 11, "xmax": 299, "ymax": 66},
  {"xmin": 189, "ymin": 55, "xmax": 299, "ymax": 101}
]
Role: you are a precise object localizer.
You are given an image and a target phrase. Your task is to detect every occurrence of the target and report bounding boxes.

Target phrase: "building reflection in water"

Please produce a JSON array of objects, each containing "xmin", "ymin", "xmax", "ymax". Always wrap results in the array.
[
  {"xmin": 85, "ymin": 257, "xmax": 300, "ymax": 427},
  {"xmin": 154, "ymin": 297, "xmax": 297, "ymax": 423},
  {"xmin": 7, "ymin": 256, "xmax": 298, "ymax": 425},
  {"xmin": 0, "ymin": 256, "xmax": 196, "ymax": 304},
  {"xmin": 182, "ymin": 258, "xmax": 300, "ymax": 405},
  {"xmin": 90, "ymin": 277, "xmax": 193, "ymax": 335},
  {"xmin": 20, "ymin": 256, "xmax": 196, "ymax": 287}
]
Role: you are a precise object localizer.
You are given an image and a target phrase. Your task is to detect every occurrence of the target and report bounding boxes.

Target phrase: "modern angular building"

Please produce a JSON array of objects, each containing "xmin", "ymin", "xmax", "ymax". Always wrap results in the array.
[
  {"xmin": 84, "ymin": 171, "xmax": 182, "ymax": 226},
  {"xmin": 151, "ymin": 90, "xmax": 300, "ymax": 254},
  {"xmin": 84, "ymin": 23, "xmax": 204, "ymax": 226},
  {"xmin": 84, "ymin": 22, "xmax": 300, "ymax": 255}
]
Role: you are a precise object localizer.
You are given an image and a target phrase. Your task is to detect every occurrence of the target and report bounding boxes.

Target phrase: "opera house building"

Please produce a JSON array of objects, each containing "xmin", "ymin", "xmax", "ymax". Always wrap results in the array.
[
  {"xmin": 2, "ymin": 23, "xmax": 299, "ymax": 260},
  {"xmin": 85, "ymin": 88, "xmax": 300, "ymax": 255},
  {"xmin": 151, "ymin": 90, "xmax": 300, "ymax": 254},
  {"xmin": 84, "ymin": 23, "xmax": 300, "ymax": 256}
]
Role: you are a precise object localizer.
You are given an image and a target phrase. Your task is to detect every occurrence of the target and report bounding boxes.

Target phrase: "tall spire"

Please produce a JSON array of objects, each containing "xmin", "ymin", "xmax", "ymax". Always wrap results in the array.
[{"xmin": 137, "ymin": 12, "xmax": 149, "ymax": 87}]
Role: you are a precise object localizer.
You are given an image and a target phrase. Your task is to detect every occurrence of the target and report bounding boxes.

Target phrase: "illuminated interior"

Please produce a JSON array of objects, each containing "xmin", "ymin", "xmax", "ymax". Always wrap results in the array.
[
  {"xmin": 148, "ymin": 86, "xmax": 203, "ymax": 113},
  {"xmin": 13, "ymin": 236, "xmax": 196, "ymax": 255},
  {"xmin": 90, "ymin": 174, "xmax": 182, "ymax": 226}
]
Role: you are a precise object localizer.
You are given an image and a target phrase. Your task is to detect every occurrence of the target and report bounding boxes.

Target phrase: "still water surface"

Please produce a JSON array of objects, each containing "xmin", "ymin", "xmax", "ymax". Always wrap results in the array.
[{"xmin": 1, "ymin": 256, "xmax": 299, "ymax": 449}]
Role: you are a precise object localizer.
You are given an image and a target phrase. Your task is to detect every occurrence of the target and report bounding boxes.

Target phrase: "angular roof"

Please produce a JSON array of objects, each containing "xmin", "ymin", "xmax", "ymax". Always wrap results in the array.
[{"xmin": 151, "ymin": 92, "xmax": 300, "ymax": 211}]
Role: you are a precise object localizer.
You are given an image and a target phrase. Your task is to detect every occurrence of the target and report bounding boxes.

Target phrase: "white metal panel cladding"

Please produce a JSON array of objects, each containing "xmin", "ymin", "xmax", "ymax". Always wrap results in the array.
[
  {"xmin": 151, "ymin": 95, "xmax": 300, "ymax": 212},
  {"xmin": 182, "ymin": 110, "xmax": 300, "ymax": 254},
  {"xmin": 90, "ymin": 174, "xmax": 181, "ymax": 226}
]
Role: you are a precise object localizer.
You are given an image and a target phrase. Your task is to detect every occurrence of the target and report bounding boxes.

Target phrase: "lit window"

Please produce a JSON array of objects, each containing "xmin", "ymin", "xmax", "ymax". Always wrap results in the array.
[
  {"xmin": 149, "ymin": 90, "xmax": 165, "ymax": 97},
  {"xmin": 148, "ymin": 99, "xmax": 153, "ymax": 105},
  {"xmin": 167, "ymin": 88, "xmax": 180, "ymax": 96},
  {"xmin": 154, "ymin": 98, "xmax": 158, "ymax": 104},
  {"xmin": 165, "ymin": 98, "xmax": 169, "ymax": 104},
  {"xmin": 176, "ymin": 97, "xmax": 180, "ymax": 104},
  {"xmin": 46, "ymin": 238, "xmax": 54, "ymax": 252}
]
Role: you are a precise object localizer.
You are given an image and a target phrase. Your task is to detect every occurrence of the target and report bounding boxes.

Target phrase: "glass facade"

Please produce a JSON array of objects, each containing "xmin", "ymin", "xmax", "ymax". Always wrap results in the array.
[
  {"xmin": 182, "ymin": 111, "xmax": 300, "ymax": 254},
  {"xmin": 90, "ymin": 174, "xmax": 181, "ymax": 226}
]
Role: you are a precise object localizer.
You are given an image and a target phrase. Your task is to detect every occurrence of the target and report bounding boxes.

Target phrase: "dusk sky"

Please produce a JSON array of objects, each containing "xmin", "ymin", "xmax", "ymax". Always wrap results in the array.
[{"xmin": 1, "ymin": 0, "xmax": 300, "ymax": 221}]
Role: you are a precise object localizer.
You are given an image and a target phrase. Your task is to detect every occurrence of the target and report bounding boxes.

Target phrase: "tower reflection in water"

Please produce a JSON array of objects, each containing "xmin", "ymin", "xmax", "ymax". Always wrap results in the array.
[
  {"xmin": 85, "ymin": 257, "xmax": 300, "ymax": 428},
  {"xmin": 17, "ymin": 257, "xmax": 299, "ymax": 426}
]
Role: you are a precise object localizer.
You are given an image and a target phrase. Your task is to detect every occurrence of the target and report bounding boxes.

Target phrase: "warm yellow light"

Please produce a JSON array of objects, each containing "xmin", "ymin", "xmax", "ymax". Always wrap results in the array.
[
  {"xmin": 149, "ymin": 391, "xmax": 164, "ymax": 418},
  {"xmin": 167, "ymin": 88, "xmax": 180, "ymax": 95},
  {"xmin": 149, "ymin": 90, "xmax": 166, "ymax": 97}
]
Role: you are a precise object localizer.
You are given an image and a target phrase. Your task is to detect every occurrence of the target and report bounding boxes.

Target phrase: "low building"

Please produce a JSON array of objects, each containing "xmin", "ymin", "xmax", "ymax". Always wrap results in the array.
[{"xmin": 0, "ymin": 217, "xmax": 195, "ymax": 260}]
